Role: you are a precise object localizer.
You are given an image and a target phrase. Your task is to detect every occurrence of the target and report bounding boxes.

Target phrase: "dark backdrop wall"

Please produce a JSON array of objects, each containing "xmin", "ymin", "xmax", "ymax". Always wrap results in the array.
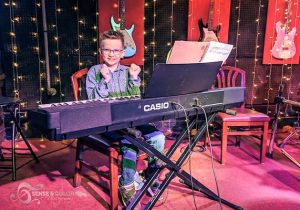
[{"xmin": 0, "ymin": 0, "xmax": 299, "ymax": 117}]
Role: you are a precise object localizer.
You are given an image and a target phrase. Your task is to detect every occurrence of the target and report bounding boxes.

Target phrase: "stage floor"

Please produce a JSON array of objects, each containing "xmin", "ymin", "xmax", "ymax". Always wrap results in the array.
[{"xmin": 0, "ymin": 131, "xmax": 299, "ymax": 210}]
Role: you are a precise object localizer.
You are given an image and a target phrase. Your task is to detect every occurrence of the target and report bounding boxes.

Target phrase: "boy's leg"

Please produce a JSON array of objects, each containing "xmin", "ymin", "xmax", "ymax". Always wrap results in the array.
[
  {"xmin": 104, "ymin": 131, "xmax": 139, "ymax": 206},
  {"xmin": 139, "ymin": 125, "xmax": 165, "ymax": 197}
]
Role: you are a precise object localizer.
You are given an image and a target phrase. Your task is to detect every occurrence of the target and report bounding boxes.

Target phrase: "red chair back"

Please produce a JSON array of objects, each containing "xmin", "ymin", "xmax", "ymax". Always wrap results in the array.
[
  {"xmin": 71, "ymin": 68, "xmax": 89, "ymax": 101},
  {"xmin": 214, "ymin": 66, "xmax": 246, "ymax": 88}
]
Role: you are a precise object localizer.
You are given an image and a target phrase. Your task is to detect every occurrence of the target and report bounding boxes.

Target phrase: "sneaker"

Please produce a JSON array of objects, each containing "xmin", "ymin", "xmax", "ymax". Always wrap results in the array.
[
  {"xmin": 118, "ymin": 172, "xmax": 145, "ymax": 191},
  {"xmin": 119, "ymin": 182, "xmax": 136, "ymax": 207}
]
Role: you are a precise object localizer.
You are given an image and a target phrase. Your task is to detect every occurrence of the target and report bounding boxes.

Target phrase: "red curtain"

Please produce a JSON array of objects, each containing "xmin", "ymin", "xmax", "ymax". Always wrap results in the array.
[
  {"xmin": 98, "ymin": 0, "xmax": 144, "ymax": 65},
  {"xmin": 187, "ymin": 0, "xmax": 231, "ymax": 43},
  {"xmin": 263, "ymin": 0, "xmax": 300, "ymax": 64}
]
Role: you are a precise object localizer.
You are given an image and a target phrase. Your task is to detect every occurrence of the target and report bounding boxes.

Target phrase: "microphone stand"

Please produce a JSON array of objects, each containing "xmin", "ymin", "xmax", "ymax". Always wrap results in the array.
[
  {"xmin": 267, "ymin": 84, "xmax": 284, "ymax": 158},
  {"xmin": 267, "ymin": 85, "xmax": 300, "ymax": 168}
]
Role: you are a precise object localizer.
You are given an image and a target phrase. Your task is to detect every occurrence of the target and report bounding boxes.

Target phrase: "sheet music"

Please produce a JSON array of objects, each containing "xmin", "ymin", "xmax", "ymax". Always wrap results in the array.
[
  {"xmin": 200, "ymin": 41, "xmax": 233, "ymax": 64},
  {"xmin": 167, "ymin": 41, "xmax": 232, "ymax": 64}
]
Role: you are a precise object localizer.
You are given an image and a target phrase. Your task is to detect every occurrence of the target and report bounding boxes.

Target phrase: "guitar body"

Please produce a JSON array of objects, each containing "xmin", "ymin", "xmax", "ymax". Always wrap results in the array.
[
  {"xmin": 198, "ymin": 18, "xmax": 220, "ymax": 42},
  {"xmin": 272, "ymin": 21, "xmax": 296, "ymax": 59},
  {"xmin": 110, "ymin": 16, "xmax": 137, "ymax": 58}
]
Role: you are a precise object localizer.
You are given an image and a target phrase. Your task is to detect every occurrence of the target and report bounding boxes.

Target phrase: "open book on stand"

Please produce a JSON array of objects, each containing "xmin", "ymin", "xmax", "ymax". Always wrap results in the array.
[{"xmin": 167, "ymin": 40, "xmax": 233, "ymax": 64}]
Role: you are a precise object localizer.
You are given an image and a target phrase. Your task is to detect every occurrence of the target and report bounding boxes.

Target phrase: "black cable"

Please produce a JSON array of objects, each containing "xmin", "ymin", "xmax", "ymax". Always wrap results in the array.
[
  {"xmin": 170, "ymin": 101, "xmax": 198, "ymax": 210},
  {"xmin": 194, "ymin": 104, "xmax": 223, "ymax": 210}
]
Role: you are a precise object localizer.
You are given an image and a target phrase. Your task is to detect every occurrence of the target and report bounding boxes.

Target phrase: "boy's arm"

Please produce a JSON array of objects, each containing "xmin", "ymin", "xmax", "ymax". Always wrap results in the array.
[
  {"xmin": 126, "ymin": 63, "xmax": 141, "ymax": 96},
  {"xmin": 86, "ymin": 65, "xmax": 109, "ymax": 99}
]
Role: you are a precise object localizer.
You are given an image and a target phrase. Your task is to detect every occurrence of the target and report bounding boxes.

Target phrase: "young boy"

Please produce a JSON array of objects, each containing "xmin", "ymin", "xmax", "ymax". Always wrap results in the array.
[{"xmin": 86, "ymin": 30, "xmax": 165, "ymax": 207}]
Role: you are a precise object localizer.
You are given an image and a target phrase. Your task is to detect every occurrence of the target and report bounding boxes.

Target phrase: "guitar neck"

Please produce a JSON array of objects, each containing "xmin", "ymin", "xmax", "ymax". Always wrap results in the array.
[
  {"xmin": 284, "ymin": 0, "xmax": 292, "ymax": 32},
  {"xmin": 119, "ymin": 0, "xmax": 125, "ymax": 30},
  {"xmin": 207, "ymin": 0, "xmax": 215, "ymax": 30}
]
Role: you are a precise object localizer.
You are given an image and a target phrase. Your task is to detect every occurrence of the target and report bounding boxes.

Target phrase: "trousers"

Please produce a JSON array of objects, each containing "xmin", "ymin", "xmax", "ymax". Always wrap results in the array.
[{"xmin": 104, "ymin": 124, "xmax": 165, "ymax": 185}]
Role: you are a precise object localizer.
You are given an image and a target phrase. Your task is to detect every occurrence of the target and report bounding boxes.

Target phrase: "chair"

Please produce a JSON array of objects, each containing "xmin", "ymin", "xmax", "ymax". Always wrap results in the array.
[
  {"xmin": 213, "ymin": 66, "xmax": 270, "ymax": 164},
  {"xmin": 71, "ymin": 68, "xmax": 146, "ymax": 210}
]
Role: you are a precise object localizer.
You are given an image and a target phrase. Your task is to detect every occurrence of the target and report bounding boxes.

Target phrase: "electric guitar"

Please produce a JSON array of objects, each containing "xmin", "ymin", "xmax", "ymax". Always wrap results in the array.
[
  {"xmin": 198, "ymin": 0, "xmax": 221, "ymax": 42},
  {"xmin": 110, "ymin": 0, "xmax": 136, "ymax": 58},
  {"xmin": 271, "ymin": 0, "xmax": 296, "ymax": 59}
]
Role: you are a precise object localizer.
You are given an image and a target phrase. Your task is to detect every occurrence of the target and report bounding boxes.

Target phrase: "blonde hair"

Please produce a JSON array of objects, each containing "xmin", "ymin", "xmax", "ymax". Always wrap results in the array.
[{"xmin": 99, "ymin": 30, "xmax": 125, "ymax": 48}]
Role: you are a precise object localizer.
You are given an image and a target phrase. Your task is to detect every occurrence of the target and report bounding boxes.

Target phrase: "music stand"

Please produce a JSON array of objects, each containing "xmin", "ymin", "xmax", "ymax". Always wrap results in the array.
[
  {"xmin": 143, "ymin": 61, "xmax": 222, "ymax": 98},
  {"xmin": 0, "ymin": 97, "xmax": 39, "ymax": 180}
]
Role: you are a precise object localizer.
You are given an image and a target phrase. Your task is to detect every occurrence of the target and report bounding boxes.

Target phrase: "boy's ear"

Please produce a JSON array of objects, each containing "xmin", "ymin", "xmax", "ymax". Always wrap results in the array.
[{"xmin": 120, "ymin": 49, "xmax": 125, "ymax": 58}]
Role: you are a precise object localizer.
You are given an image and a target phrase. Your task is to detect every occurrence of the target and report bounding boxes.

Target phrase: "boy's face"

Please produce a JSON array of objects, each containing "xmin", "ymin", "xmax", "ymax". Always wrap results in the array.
[{"xmin": 100, "ymin": 39, "xmax": 125, "ymax": 67}]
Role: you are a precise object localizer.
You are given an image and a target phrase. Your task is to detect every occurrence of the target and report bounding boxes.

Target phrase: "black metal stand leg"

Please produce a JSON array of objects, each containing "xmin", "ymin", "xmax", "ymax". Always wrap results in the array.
[
  {"xmin": 12, "ymin": 109, "xmax": 16, "ymax": 181},
  {"xmin": 267, "ymin": 102, "xmax": 281, "ymax": 158},
  {"xmin": 9, "ymin": 108, "xmax": 39, "ymax": 163},
  {"xmin": 278, "ymin": 129, "xmax": 299, "ymax": 148},
  {"xmin": 125, "ymin": 113, "xmax": 242, "ymax": 210}
]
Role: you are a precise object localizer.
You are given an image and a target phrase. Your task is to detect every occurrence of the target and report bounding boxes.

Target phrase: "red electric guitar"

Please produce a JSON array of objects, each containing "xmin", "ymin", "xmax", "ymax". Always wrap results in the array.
[
  {"xmin": 271, "ymin": 0, "xmax": 296, "ymax": 59},
  {"xmin": 198, "ymin": 0, "xmax": 221, "ymax": 42}
]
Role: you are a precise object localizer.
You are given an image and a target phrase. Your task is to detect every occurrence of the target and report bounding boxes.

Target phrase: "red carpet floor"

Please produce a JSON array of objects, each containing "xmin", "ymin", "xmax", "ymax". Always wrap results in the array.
[{"xmin": 0, "ymin": 133, "xmax": 299, "ymax": 210}]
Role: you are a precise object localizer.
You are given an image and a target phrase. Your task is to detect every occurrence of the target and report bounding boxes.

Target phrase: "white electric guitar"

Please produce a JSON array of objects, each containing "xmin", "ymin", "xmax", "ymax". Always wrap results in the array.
[{"xmin": 271, "ymin": 0, "xmax": 296, "ymax": 59}]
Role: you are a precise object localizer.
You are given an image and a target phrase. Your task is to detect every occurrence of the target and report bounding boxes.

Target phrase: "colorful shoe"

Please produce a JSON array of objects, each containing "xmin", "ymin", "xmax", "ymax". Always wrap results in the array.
[{"xmin": 119, "ymin": 182, "xmax": 136, "ymax": 207}]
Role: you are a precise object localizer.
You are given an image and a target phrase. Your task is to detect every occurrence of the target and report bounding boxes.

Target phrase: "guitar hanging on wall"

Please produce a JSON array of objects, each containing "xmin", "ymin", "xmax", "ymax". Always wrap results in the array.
[
  {"xmin": 110, "ymin": 0, "xmax": 136, "ymax": 58},
  {"xmin": 271, "ymin": 0, "xmax": 296, "ymax": 59},
  {"xmin": 198, "ymin": 0, "xmax": 221, "ymax": 42}
]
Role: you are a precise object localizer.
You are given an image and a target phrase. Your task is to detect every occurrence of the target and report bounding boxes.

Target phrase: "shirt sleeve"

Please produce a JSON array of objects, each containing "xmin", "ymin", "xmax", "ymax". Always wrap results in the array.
[
  {"xmin": 129, "ymin": 76, "xmax": 141, "ymax": 87},
  {"xmin": 127, "ymin": 76, "xmax": 141, "ymax": 96},
  {"xmin": 86, "ymin": 65, "xmax": 109, "ymax": 99}
]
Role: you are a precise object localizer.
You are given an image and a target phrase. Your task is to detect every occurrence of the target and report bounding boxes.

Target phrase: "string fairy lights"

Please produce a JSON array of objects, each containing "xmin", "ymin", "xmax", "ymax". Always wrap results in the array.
[
  {"xmin": 54, "ymin": 0, "xmax": 62, "ymax": 102},
  {"xmin": 250, "ymin": 0, "xmax": 263, "ymax": 109},
  {"xmin": 233, "ymin": 0, "xmax": 241, "ymax": 68},
  {"xmin": 75, "ymin": 0, "xmax": 82, "ymax": 71},
  {"xmin": 265, "ymin": 0, "xmax": 278, "ymax": 115},
  {"xmin": 7, "ymin": 0, "xmax": 20, "ymax": 99},
  {"xmin": 141, "ymin": 1, "xmax": 149, "ymax": 94},
  {"xmin": 284, "ymin": 0, "xmax": 299, "ymax": 116},
  {"xmin": 94, "ymin": 0, "xmax": 99, "ymax": 62},
  {"xmin": 169, "ymin": 0, "xmax": 175, "ymax": 47},
  {"xmin": 74, "ymin": 0, "xmax": 84, "ymax": 97},
  {"xmin": 33, "ymin": 0, "xmax": 43, "ymax": 104},
  {"xmin": 188, "ymin": 0, "xmax": 194, "ymax": 40},
  {"xmin": 152, "ymin": 0, "xmax": 157, "ymax": 72}
]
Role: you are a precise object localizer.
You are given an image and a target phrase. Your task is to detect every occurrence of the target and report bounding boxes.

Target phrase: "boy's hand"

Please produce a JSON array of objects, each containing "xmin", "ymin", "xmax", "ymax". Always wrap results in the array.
[
  {"xmin": 129, "ymin": 63, "xmax": 141, "ymax": 79},
  {"xmin": 100, "ymin": 64, "xmax": 111, "ymax": 83}
]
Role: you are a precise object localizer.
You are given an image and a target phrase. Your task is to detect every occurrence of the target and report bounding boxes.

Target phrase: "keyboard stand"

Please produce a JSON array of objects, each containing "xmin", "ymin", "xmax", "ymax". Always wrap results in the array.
[
  {"xmin": 0, "ymin": 97, "xmax": 39, "ymax": 180},
  {"xmin": 123, "ymin": 112, "xmax": 242, "ymax": 210}
]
